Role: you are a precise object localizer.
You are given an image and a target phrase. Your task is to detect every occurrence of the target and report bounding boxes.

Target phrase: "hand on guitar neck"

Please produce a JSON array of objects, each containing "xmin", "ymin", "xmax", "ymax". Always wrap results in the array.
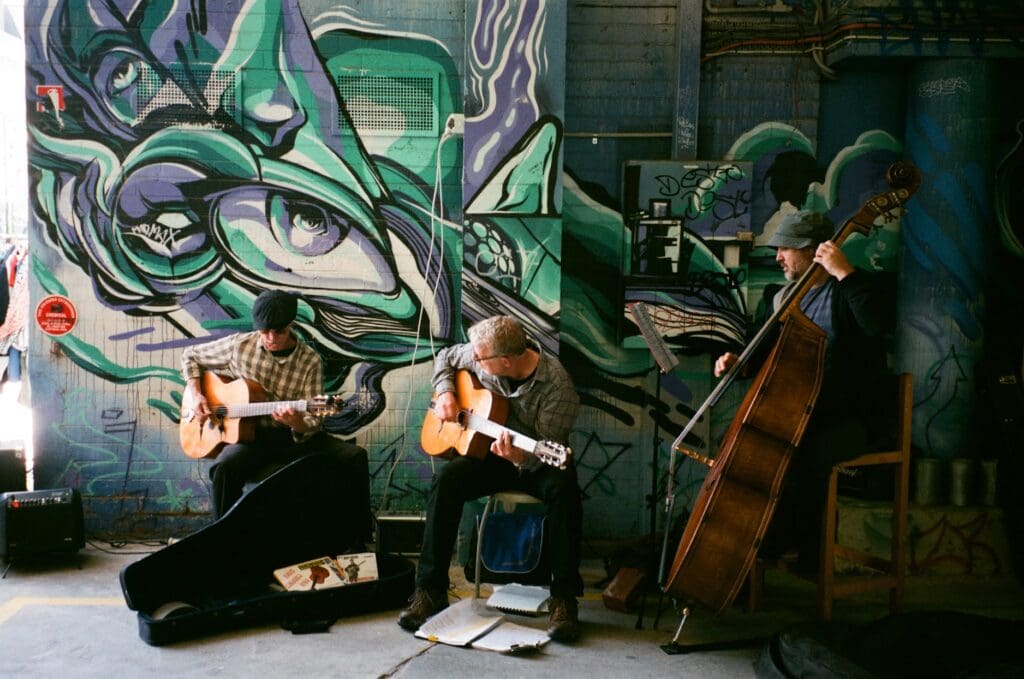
[
  {"xmin": 185, "ymin": 376, "xmax": 309, "ymax": 433},
  {"xmin": 420, "ymin": 370, "xmax": 570, "ymax": 470},
  {"xmin": 179, "ymin": 372, "xmax": 343, "ymax": 459}
]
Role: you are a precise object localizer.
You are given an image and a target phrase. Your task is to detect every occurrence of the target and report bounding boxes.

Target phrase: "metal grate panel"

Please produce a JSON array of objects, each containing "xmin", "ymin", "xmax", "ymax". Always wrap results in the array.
[
  {"xmin": 337, "ymin": 73, "xmax": 438, "ymax": 136},
  {"xmin": 135, "ymin": 64, "xmax": 236, "ymax": 128}
]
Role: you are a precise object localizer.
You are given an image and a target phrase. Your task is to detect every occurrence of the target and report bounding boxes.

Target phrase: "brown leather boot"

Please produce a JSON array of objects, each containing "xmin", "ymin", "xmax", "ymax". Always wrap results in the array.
[
  {"xmin": 547, "ymin": 596, "xmax": 580, "ymax": 642},
  {"xmin": 397, "ymin": 587, "xmax": 449, "ymax": 631}
]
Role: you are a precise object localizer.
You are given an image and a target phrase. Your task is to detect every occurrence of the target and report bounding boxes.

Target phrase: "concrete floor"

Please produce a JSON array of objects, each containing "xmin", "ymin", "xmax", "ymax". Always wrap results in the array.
[{"xmin": 2, "ymin": 541, "xmax": 1024, "ymax": 678}]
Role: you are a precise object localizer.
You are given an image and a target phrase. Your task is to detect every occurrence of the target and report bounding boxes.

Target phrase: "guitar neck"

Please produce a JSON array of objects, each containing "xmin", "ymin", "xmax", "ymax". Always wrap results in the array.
[
  {"xmin": 218, "ymin": 400, "xmax": 308, "ymax": 420},
  {"xmin": 462, "ymin": 412, "xmax": 538, "ymax": 454}
]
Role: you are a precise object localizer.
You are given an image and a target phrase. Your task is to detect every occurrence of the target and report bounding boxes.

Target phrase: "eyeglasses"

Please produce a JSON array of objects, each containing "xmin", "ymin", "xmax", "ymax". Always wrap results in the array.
[{"xmin": 472, "ymin": 352, "xmax": 506, "ymax": 363}]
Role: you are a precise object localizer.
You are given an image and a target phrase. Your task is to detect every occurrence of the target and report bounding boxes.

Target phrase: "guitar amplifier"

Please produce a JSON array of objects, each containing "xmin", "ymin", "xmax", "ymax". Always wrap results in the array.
[
  {"xmin": 0, "ymin": 488, "xmax": 85, "ymax": 561},
  {"xmin": 376, "ymin": 513, "xmax": 427, "ymax": 556}
]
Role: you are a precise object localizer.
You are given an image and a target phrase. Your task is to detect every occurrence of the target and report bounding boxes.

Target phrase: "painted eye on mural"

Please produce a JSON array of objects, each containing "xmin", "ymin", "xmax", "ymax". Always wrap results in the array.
[
  {"xmin": 268, "ymin": 194, "xmax": 352, "ymax": 257},
  {"xmin": 292, "ymin": 207, "xmax": 327, "ymax": 236},
  {"xmin": 93, "ymin": 49, "xmax": 155, "ymax": 126},
  {"xmin": 111, "ymin": 59, "xmax": 139, "ymax": 92}
]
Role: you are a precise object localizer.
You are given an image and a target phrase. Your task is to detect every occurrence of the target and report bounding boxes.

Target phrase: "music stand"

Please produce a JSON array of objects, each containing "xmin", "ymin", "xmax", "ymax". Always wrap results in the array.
[{"xmin": 625, "ymin": 302, "xmax": 678, "ymax": 630}]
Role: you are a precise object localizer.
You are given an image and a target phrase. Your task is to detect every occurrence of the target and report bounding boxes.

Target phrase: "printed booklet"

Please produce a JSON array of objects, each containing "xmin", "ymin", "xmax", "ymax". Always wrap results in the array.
[{"xmin": 273, "ymin": 552, "xmax": 379, "ymax": 591}]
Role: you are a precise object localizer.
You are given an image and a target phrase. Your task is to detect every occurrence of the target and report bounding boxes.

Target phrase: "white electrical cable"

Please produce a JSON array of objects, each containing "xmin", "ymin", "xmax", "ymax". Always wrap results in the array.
[{"xmin": 379, "ymin": 127, "xmax": 458, "ymax": 510}]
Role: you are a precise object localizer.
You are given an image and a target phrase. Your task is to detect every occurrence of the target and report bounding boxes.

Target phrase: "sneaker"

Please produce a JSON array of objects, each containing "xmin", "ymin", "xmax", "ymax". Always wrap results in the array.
[
  {"xmin": 547, "ymin": 596, "xmax": 580, "ymax": 642},
  {"xmin": 397, "ymin": 587, "xmax": 448, "ymax": 632}
]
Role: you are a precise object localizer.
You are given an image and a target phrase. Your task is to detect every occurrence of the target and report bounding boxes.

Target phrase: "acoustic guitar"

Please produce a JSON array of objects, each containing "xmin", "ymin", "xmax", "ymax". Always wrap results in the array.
[
  {"xmin": 419, "ymin": 369, "xmax": 571, "ymax": 470},
  {"xmin": 179, "ymin": 372, "xmax": 342, "ymax": 459}
]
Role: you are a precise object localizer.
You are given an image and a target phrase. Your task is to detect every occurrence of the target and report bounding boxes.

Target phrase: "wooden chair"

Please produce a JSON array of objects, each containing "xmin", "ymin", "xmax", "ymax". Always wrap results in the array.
[
  {"xmin": 473, "ymin": 491, "xmax": 543, "ymax": 598},
  {"xmin": 817, "ymin": 372, "xmax": 913, "ymax": 619},
  {"xmin": 748, "ymin": 372, "xmax": 913, "ymax": 620}
]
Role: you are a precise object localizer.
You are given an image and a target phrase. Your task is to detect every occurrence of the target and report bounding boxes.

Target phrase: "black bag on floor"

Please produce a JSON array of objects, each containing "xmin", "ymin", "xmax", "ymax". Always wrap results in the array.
[
  {"xmin": 120, "ymin": 451, "xmax": 414, "ymax": 645},
  {"xmin": 754, "ymin": 611, "xmax": 1024, "ymax": 678}
]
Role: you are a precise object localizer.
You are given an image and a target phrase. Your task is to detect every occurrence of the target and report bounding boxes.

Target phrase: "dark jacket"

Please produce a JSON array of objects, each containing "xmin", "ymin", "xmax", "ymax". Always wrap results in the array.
[{"xmin": 749, "ymin": 269, "xmax": 897, "ymax": 445}]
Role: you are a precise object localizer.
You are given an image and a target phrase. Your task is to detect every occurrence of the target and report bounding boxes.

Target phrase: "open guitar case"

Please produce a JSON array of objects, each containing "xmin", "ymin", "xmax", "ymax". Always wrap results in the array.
[{"xmin": 120, "ymin": 451, "xmax": 415, "ymax": 646}]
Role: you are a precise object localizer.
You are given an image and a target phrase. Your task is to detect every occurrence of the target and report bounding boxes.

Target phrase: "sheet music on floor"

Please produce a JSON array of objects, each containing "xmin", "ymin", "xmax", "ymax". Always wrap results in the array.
[
  {"xmin": 415, "ymin": 598, "xmax": 550, "ymax": 653},
  {"xmin": 628, "ymin": 302, "xmax": 679, "ymax": 373},
  {"xmin": 486, "ymin": 583, "xmax": 550, "ymax": 615}
]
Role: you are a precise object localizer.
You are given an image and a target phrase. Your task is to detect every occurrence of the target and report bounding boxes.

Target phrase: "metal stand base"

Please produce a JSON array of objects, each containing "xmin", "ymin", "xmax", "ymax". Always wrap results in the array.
[
  {"xmin": 659, "ymin": 604, "xmax": 763, "ymax": 656},
  {"xmin": 661, "ymin": 637, "xmax": 765, "ymax": 655}
]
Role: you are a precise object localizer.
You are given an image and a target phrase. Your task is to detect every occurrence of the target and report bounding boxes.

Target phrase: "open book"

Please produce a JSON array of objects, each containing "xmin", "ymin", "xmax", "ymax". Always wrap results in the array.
[
  {"xmin": 415, "ymin": 599, "xmax": 550, "ymax": 653},
  {"xmin": 486, "ymin": 583, "xmax": 550, "ymax": 615}
]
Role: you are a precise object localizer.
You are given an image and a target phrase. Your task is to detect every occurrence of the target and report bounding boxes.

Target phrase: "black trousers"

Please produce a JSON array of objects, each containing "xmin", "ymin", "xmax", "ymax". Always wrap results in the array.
[
  {"xmin": 764, "ymin": 411, "xmax": 870, "ymax": 563},
  {"xmin": 415, "ymin": 454, "xmax": 584, "ymax": 600},
  {"xmin": 209, "ymin": 429, "xmax": 371, "ymax": 541}
]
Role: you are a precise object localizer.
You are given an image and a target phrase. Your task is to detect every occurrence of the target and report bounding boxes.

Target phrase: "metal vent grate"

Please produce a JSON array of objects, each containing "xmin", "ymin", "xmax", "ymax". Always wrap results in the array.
[
  {"xmin": 136, "ymin": 64, "xmax": 236, "ymax": 127},
  {"xmin": 337, "ymin": 73, "xmax": 438, "ymax": 136}
]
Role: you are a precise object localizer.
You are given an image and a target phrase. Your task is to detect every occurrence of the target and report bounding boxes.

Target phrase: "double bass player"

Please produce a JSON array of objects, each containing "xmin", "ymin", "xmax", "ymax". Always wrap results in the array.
[{"xmin": 715, "ymin": 209, "xmax": 897, "ymax": 573}]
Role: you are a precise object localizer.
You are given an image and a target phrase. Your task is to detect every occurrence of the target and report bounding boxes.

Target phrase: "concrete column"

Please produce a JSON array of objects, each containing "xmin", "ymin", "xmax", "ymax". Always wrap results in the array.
[{"xmin": 897, "ymin": 59, "xmax": 996, "ymax": 459}]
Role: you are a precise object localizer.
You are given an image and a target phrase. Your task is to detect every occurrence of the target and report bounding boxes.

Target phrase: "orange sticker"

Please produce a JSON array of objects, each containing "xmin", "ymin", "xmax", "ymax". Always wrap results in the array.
[{"xmin": 36, "ymin": 294, "xmax": 78, "ymax": 336}]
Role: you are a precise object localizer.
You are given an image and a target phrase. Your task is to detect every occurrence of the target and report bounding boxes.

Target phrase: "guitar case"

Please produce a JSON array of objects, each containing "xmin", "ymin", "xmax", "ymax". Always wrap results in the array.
[{"xmin": 120, "ymin": 451, "xmax": 414, "ymax": 646}]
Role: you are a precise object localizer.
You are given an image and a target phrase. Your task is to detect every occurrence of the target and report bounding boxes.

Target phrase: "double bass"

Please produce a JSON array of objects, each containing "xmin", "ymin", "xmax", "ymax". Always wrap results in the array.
[{"xmin": 661, "ymin": 161, "xmax": 921, "ymax": 614}]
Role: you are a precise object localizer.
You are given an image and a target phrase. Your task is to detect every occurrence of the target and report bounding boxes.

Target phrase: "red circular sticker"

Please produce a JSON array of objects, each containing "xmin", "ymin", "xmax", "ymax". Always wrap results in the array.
[{"xmin": 36, "ymin": 294, "xmax": 78, "ymax": 336}]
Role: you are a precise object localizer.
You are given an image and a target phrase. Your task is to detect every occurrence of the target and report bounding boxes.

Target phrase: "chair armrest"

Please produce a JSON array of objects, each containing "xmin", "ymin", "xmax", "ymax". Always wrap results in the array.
[{"xmin": 837, "ymin": 451, "xmax": 902, "ymax": 469}]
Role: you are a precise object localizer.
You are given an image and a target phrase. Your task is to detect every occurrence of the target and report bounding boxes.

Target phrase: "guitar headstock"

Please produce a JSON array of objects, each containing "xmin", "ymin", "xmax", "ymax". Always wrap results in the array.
[
  {"xmin": 307, "ymin": 394, "xmax": 343, "ymax": 415},
  {"xmin": 534, "ymin": 441, "xmax": 571, "ymax": 470}
]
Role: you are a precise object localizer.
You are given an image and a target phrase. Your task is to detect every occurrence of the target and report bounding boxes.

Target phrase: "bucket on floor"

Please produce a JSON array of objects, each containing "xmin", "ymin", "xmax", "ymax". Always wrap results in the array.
[
  {"xmin": 949, "ymin": 458, "xmax": 975, "ymax": 507},
  {"xmin": 980, "ymin": 459, "xmax": 998, "ymax": 506},
  {"xmin": 914, "ymin": 458, "xmax": 944, "ymax": 506}
]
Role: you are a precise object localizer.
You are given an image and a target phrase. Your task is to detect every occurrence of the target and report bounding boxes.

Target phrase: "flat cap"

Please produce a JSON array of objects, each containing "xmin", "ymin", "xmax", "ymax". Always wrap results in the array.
[{"xmin": 765, "ymin": 210, "xmax": 834, "ymax": 248}]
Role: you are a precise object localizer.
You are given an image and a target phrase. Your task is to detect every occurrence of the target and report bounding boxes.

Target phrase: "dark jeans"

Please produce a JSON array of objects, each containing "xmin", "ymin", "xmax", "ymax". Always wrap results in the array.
[
  {"xmin": 416, "ymin": 454, "xmax": 584, "ymax": 600},
  {"xmin": 209, "ymin": 428, "xmax": 371, "ymax": 541}
]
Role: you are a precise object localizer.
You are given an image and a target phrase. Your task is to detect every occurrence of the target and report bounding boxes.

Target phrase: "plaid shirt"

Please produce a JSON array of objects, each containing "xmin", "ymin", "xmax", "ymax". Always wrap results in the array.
[
  {"xmin": 181, "ymin": 331, "xmax": 325, "ymax": 435},
  {"xmin": 432, "ymin": 341, "xmax": 580, "ymax": 467}
]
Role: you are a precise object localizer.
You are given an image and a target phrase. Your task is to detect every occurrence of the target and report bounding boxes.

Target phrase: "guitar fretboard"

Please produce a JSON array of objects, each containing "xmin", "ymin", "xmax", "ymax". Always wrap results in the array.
[
  {"xmin": 214, "ymin": 400, "xmax": 308, "ymax": 419},
  {"xmin": 462, "ymin": 411, "xmax": 538, "ymax": 454}
]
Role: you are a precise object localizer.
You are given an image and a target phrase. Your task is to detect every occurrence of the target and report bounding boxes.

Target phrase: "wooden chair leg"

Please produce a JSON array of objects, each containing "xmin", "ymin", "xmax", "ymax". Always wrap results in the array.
[
  {"xmin": 891, "ymin": 441, "xmax": 909, "ymax": 614},
  {"xmin": 818, "ymin": 468, "xmax": 840, "ymax": 621}
]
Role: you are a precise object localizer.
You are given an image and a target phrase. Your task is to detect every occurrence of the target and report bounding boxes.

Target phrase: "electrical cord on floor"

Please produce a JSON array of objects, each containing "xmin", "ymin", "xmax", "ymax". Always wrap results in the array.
[{"xmin": 86, "ymin": 538, "xmax": 165, "ymax": 554}]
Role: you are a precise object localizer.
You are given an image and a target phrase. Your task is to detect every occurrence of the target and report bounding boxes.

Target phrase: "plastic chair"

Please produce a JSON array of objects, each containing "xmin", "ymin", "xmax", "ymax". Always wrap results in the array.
[
  {"xmin": 748, "ymin": 373, "xmax": 913, "ymax": 620},
  {"xmin": 473, "ymin": 491, "xmax": 543, "ymax": 598}
]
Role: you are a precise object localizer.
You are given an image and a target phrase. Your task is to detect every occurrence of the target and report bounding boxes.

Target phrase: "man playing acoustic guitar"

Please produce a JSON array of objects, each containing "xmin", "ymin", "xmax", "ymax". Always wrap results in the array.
[
  {"xmin": 181, "ymin": 289, "xmax": 370, "ymax": 530},
  {"xmin": 398, "ymin": 315, "xmax": 584, "ymax": 642}
]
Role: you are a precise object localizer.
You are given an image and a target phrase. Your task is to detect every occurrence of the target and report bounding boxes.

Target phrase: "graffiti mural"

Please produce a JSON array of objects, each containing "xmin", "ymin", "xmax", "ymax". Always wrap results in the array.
[
  {"xmin": 26, "ymin": 0, "xmax": 463, "ymax": 528},
  {"xmin": 25, "ymin": 0, "xmax": 923, "ymax": 541}
]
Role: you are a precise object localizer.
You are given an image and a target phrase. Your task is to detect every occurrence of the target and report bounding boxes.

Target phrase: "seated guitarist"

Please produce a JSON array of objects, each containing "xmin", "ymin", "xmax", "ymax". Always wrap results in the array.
[
  {"xmin": 180, "ymin": 289, "xmax": 370, "ymax": 536},
  {"xmin": 397, "ymin": 315, "xmax": 584, "ymax": 642}
]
